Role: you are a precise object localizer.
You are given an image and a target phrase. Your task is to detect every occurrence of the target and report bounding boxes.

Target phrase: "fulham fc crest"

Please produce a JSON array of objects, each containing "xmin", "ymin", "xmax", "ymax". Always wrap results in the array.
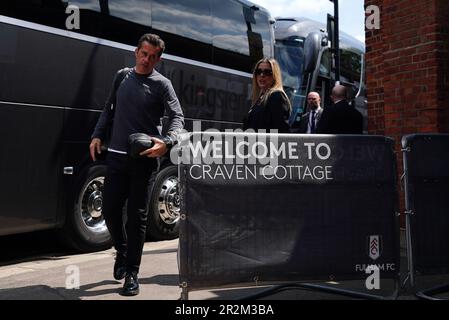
[{"xmin": 368, "ymin": 235, "xmax": 382, "ymax": 261}]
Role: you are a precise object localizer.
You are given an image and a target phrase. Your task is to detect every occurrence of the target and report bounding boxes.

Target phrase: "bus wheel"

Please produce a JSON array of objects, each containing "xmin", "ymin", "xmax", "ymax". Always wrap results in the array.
[
  {"xmin": 146, "ymin": 165, "xmax": 180, "ymax": 240},
  {"xmin": 64, "ymin": 165, "xmax": 112, "ymax": 252}
]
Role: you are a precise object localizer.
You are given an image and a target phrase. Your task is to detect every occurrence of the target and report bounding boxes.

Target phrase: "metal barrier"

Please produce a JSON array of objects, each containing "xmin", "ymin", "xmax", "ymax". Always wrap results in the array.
[
  {"xmin": 177, "ymin": 133, "xmax": 401, "ymax": 300},
  {"xmin": 402, "ymin": 134, "xmax": 449, "ymax": 300}
]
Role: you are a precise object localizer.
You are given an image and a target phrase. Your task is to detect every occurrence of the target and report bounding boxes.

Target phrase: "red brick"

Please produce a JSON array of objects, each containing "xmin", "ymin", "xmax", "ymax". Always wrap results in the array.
[{"xmin": 366, "ymin": 0, "xmax": 449, "ymax": 216}]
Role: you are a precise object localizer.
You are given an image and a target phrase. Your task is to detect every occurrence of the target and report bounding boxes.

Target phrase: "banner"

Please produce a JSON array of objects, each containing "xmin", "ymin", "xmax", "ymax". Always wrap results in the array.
[
  {"xmin": 402, "ymin": 134, "xmax": 449, "ymax": 275},
  {"xmin": 178, "ymin": 133, "xmax": 400, "ymax": 290}
]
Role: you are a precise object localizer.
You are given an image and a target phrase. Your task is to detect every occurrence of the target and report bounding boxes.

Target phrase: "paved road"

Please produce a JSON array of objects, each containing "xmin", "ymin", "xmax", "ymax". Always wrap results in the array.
[
  {"xmin": 0, "ymin": 233, "xmax": 448, "ymax": 301},
  {"xmin": 0, "ymin": 239, "xmax": 182, "ymax": 300}
]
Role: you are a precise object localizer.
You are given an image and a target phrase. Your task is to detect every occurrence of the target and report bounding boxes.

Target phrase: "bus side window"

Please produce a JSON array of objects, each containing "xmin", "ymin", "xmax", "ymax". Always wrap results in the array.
[
  {"xmin": 211, "ymin": 0, "xmax": 251, "ymax": 72},
  {"xmin": 68, "ymin": 0, "xmax": 150, "ymax": 47},
  {"xmin": 340, "ymin": 50, "xmax": 361, "ymax": 84},
  {"xmin": 108, "ymin": 0, "xmax": 151, "ymax": 27},
  {"xmin": 252, "ymin": 10, "xmax": 274, "ymax": 62},
  {"xmin": 152, "ymin": 0, "xmax": 212, "ymax": 45},
  {"xmin": 152, "ymin": 0, "xmax": 213, "ymax": 63},
  {"xmin": 319, "ymin": 50, "xmax": 331, "ymax": 77}
]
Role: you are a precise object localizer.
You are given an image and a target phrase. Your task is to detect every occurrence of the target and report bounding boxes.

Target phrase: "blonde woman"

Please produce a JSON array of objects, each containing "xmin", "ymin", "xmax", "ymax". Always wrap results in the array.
[{"xmin": 243, "ymin": 58, "xmax": 291, "ymax": 133}]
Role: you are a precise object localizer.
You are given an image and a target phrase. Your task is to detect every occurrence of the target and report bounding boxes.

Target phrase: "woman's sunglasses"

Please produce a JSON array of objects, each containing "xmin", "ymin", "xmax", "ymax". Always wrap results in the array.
[{"xmin": 255, "ymin": 68, "xmax": 273, "ymax": 76}]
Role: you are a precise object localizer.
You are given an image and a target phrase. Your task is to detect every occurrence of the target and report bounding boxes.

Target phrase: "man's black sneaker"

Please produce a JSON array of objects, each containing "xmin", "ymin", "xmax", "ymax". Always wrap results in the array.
[
  {"xmin": 113, "ymin": 253, "xmax": 127, "ymax": 281},
  {"xmin": 120, "ymin": 272, "xmax": 140, "ymax": 296}
]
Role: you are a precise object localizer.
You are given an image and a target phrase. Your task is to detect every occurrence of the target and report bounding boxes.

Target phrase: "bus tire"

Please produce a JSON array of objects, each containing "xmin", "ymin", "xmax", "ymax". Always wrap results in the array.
[
  {"xmin": 63, "ymin": 164, "xmax": 112, "ymax": 252},
  {"xmin": 146, "ymin": 165, "xmax": 180, "ymax": 240}
]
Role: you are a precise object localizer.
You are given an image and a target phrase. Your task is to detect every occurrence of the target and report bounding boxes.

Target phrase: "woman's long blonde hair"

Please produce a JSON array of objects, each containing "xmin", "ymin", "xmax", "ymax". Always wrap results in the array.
[{"xmin": 251, "ymin": 58, "xmax": 290, "ymax": 111}]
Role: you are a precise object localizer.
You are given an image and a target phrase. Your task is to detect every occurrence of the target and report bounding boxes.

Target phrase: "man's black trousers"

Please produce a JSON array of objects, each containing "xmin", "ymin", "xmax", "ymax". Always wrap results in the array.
[{"xmin": 103, "ymin": 152, "xmax": 157, "ymax": 274}]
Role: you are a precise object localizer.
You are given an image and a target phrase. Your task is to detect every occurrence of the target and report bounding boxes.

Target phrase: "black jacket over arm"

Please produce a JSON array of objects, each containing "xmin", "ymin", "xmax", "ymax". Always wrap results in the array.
[
  {"xmin": 243, "ymin": 90, "xmax": 291, "ymax": 133},
  {"xmin": 91, "ymin": 71, "xmax": 122, "ymax": 141}
]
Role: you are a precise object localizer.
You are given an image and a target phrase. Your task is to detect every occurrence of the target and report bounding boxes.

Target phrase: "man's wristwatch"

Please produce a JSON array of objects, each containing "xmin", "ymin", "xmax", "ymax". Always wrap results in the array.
[{"xmin": 161, "ymin": 136, "xmax": 174, "ymax": 148}]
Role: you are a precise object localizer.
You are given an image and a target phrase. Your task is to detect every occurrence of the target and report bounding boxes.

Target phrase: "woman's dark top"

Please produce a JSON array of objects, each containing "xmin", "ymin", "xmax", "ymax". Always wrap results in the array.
[{"xmin": 243, "ymin": 90, "xmax": 291, "ymax": 133}]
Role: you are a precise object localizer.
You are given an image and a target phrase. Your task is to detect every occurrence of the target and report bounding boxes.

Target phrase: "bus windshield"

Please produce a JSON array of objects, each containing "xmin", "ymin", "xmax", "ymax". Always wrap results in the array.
[{"xmin": 274, "ymin": 37, "xmax": 306, "ymax": 123}]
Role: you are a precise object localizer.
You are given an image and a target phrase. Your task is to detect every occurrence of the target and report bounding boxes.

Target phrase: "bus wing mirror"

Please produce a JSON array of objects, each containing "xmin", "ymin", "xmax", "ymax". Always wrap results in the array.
[
  {"xmin": 321, "ymin": 36, "xmax": 329, "ymax": 47},
  {"xmin": 304, "ymin": 32, "xmax": 322, "ymax": 73}
]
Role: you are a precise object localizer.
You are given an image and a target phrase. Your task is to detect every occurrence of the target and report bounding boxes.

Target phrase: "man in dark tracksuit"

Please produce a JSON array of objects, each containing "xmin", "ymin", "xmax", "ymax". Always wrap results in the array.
[{"xmin": 90, "ymin": 34, "xmax": 184, "ymax": 296}]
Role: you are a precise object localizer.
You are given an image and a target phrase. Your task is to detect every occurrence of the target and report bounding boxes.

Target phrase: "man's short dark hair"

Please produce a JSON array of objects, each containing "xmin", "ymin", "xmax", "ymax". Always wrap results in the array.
[{"xmin": 137, "ymin": 33, "xmax": 165, "ymax": 57}]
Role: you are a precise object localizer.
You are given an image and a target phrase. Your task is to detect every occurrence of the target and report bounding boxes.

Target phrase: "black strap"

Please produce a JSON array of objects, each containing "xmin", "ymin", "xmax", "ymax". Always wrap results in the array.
[
  {"xmin": 110, "ymin": 67, "xmax": 132, "ymax": 115},
  {"xmin": 100, "ymin": 68, "xmax": 131, "ymax": 146}
]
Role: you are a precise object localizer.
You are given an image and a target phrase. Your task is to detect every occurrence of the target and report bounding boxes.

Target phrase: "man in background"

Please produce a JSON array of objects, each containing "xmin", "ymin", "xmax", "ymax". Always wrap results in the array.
[
  {"xmin": 316, "ymin": 85, "xmax": 363, "ymax": 134},
  {"xmin": 291, "ymin": 91, "xmax": 323, "ymax": 134}
]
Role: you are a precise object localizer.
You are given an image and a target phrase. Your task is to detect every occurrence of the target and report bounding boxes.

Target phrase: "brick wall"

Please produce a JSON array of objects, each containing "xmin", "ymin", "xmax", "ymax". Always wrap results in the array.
[
  {"xmin": 435, "ymin": 0, "xmax": 449, "ymax": 131},
  {"xmin": 365, "ymin": 0, "xmax": 449, "ymax": 219},
  {"xmin": 365, "ymin": 0, "xmax": 449, "ymax": 138}
]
